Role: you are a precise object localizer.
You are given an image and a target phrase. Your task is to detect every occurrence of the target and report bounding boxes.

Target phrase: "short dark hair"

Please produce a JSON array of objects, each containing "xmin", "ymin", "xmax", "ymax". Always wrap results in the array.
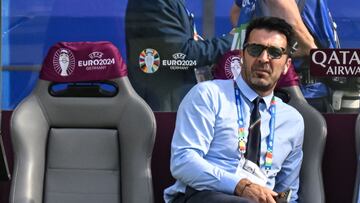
[{"xmin": 243, "ymin": 17, "xmax": 296, "ymax": 55}]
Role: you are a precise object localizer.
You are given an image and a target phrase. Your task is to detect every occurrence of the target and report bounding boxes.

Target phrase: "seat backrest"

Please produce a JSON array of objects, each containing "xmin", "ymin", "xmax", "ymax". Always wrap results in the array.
[
  {"xmin": 282, "ymin": 86, "xmax": 327, "ymax": 203},
  {"xmin": 10, "ymin": 41, "xmax": 156, "ymax": 203},
  {"xmin": 214, "ymin": 51, "xmax": 327, "ymax": 203},
  {"xmin": 353, "ymin": 114, "xmax": 360, "ymax": 203}
]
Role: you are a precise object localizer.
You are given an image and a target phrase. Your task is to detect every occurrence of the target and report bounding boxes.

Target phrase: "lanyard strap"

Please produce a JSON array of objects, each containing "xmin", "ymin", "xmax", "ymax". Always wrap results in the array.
[{"xmin": 233, "ymin": 81, "xmax": 276, "ymax": 171}]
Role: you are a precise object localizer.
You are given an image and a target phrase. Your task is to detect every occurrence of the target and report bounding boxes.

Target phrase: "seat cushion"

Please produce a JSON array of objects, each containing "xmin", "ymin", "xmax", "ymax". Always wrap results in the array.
[{"xmin": 44, "ymin": 128, "xmax": 120, "ymax": 203}]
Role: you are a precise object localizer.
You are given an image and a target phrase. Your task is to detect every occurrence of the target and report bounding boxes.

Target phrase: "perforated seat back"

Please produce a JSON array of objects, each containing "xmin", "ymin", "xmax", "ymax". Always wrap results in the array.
[{"xmin": 10, "ymin": 41, "xmax": 156, "ymax": 203}]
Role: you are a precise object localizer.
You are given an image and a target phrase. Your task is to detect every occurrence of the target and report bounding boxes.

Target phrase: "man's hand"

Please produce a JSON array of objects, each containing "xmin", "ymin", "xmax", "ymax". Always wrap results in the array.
[{"xmin": 234, "ymin": 178, "xmax": 278, "ymax": 203}]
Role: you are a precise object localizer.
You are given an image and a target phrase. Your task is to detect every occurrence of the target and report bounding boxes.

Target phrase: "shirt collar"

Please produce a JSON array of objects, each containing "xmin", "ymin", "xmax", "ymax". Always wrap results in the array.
[{"xmin": 235, "ymin": 75, "xmax": 274, "ymax": 109}]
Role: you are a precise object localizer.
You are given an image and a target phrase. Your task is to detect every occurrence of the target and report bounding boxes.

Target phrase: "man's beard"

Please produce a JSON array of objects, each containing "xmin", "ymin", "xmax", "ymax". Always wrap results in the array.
[
  {"xmin": 246, "ymin": 64, "xmax": 279, "ymax": 93},
  {"xmin": 249, "ymin": 77, "xmax": 277, "ymax": 92}
]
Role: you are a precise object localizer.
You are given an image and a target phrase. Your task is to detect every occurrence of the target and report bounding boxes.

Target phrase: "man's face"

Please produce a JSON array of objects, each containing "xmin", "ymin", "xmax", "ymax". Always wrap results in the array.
[{"xmin": 241, "ymin": 28, "xmax": 291, "ymax": 96}]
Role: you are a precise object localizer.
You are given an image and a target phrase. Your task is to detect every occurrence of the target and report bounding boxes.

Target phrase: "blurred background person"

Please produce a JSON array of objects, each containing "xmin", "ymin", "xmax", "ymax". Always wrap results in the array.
[
  {"xmin": 125, "ymin": 0, "xmax": 233, "ymax": 112},
  {"xmin": 229, "ymin": 0, "xmax": 340, "ymax": 112}
]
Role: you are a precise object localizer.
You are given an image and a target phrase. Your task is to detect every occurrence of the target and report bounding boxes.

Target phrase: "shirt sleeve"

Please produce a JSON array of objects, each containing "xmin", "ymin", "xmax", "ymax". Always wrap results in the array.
[
  {"xmin": 180, "ymin": 35, "xmax": 233, "ymax": 67},
  {"xmin": 158, "ymin": 1, "xmax": 233, "ymax": 67},
  {"xmin": 175, "ymin": 0, "xmax": 233, "ymax": 66},
  {"xmin": 126, "ymin": 0, "xmax": 233, "ymax": 68},
  {"xmin": 273, "ymin": 117, "xmax": 304, "ymax": 203},
  {"xmin": 170, "ymin": 83, "xmax": 241, "ymax": 194}
]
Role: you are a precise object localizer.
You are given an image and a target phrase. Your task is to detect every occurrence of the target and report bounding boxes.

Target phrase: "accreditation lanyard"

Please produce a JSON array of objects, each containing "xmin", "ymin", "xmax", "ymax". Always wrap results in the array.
[{"xmin": 234, "ymin": 81, "xmax": 276, "ymax": 171}]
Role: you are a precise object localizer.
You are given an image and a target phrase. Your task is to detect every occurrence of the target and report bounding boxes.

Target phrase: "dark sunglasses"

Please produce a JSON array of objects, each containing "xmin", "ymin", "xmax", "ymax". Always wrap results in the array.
[{"xmin": 243, "ymin": 43, "xmax": 287, "ymax": 59}]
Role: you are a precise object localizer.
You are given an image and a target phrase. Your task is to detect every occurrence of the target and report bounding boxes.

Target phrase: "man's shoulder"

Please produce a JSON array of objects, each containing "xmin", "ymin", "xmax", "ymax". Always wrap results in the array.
[
  {"xmin": 178, "ymin": 79, "xmax": 234, "ymax": 115},
  {"xmin": 275, "ymin": 97, "xmax": 304, "ymax": 122},
  {"xmin": 184, "ymin": 79, "xmax": 234, "ymax": 102},
  {"xmin": 193, "ymin": 79, "xmax": 234, "ymax": 91}
]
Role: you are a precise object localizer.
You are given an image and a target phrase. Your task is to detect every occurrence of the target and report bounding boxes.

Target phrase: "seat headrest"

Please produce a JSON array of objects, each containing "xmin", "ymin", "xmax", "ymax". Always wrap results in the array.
[
  {"xmin": 213, "ymin": 49, "xmax": 299, "ymax": 88},
  {"xmin": 39, "ymin": 41, "xmax": 127, "ymax": 82},
  {"xmin": 213, "ymin": 50, "xmax": 241, "ymax": 80}
]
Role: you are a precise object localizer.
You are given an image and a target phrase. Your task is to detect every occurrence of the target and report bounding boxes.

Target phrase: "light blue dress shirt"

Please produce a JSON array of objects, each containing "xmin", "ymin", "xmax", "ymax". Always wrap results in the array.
[{"xmin": 164, "ymin": 75, "xmax": 304, "ymax": 203}]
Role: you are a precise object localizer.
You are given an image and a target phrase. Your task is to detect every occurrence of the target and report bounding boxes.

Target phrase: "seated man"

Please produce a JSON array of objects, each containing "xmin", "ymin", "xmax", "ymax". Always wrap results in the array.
[{"xmin": 164, "ymin": 17, "xmax": 304, "ymax": 203}]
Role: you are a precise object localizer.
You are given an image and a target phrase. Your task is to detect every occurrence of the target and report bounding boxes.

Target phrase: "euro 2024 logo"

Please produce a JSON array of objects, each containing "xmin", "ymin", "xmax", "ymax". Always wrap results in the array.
[
  {"xmin": 224, "ymin": 55, "xmax": 241, "ymax": 79},
  {"xmin": 53, "ymin": 48, "xmax": 76, "ymax": 76},
  {"xmin": 139, "ymin": 48, "xmax": 160, "ymax": 74}
]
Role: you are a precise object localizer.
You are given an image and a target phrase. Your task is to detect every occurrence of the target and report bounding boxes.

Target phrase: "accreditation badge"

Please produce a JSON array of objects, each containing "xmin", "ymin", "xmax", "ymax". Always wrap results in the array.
[{"xmin": 236, "ymin": 158, "xmax": 268, "ymax": 186}]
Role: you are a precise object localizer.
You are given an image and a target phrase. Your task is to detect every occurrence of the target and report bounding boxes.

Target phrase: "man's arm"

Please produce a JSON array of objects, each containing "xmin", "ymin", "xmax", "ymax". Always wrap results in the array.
[
  {"xmin": 126, "ymin": 0, "xmax": 233, "ymax": 67},
  {"xmin": 258, "ymin": 0, "xmax": 317, "ymax": 57},
  {"xmin": 170, "ymin": 83, "xmax": 241, "ymax": 194},
  {"xmin": 180, "ymin": 35, "xmax": 233, "ymax": 66},
  {"xmin": 230, "ymin": 2, "xmax": 241, "ymax": 27},
  {"xmin": 171, "ymin": 0, "xmax": 234, "ymax": 66},
  {"xmin": 235, "ymin": 178, "xmax": 278, "ymax": 203},
  {"xmin": 274, "ymin": 117, "xmax": 305, "ymax": 202},
  {"xmin": 126, "ymin": 0, "xmax": 232, "ymax": 68}
]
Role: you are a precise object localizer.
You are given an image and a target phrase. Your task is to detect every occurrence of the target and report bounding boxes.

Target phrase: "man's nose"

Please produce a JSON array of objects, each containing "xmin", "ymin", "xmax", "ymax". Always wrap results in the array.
[{"xmin": 257, "ymin": 49, "xmax": 270, "ymax": 63}]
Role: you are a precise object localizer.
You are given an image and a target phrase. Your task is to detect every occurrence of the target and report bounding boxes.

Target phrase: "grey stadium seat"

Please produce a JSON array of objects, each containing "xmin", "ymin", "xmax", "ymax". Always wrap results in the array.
[
  {"xmin": 9, "ymin": 41, "xmax": 156, "ymax": 203},
  {"xmin": 282, "ymin": 86, "xmax": 327, "ymax": 203}
]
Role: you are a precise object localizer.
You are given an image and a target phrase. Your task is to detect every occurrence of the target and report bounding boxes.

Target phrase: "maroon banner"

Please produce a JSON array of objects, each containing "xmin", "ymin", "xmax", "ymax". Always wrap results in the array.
[{"xmin": 310, "ymin": 48, "xmax": 360, "ymax": 77}]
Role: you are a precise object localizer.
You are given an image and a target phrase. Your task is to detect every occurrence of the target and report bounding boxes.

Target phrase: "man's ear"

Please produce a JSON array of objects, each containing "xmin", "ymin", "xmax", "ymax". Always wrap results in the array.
[
  {"xmin": 240, "ymin": 50, "xmax": 244, "ymax": 65},
  {"xmin": 282, "ymin": 58, "xmax": 292, "ymax": 75}
]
